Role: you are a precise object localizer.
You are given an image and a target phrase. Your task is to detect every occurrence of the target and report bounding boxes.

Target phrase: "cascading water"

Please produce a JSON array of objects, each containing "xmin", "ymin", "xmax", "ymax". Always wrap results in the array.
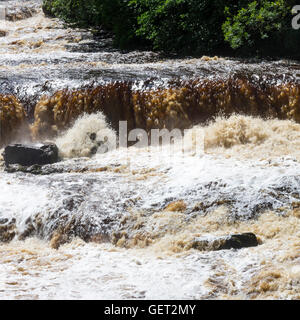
[{"xmin": 0, "ymin": 0, "xmax": 299, "ymax": 300}]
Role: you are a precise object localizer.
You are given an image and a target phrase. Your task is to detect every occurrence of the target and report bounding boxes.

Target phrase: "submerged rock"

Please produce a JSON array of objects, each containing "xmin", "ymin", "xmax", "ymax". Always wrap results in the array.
[
  {"xmin": 0, "ymin": 218, "xmax": 16, "ymax": 243},
  {"xmin": 6, "ymin": 2, "xmax": 39, "ymax": 21},
  {"xmin": 3, "ymin": 143, "xmax": 59, "ymax": 167},
  {"xmin": 4, "ymin": 164, "xmax": 63, "ymax": 175},
  {"xmin": 192, "ymin": 233, "xmax": 259, "ymax": 251}
]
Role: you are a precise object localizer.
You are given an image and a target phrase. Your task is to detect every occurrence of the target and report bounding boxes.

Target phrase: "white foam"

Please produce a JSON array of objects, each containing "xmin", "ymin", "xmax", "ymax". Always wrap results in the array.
[{"xmin": 55, "ymin": 112, "xmax": 117, "ymax": 158}]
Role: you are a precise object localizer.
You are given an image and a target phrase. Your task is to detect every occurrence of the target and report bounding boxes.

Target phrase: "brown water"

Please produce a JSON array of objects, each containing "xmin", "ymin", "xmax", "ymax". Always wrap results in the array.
[{"xmin": 0, "ymin": 0, "xmax": 299, "ymax": 300}]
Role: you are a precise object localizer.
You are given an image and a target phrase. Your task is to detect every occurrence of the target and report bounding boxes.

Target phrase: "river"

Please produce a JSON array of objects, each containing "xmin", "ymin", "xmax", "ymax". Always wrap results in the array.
[{"xmin": 0, "ymin": 0, "xmax": 299, "ymax": 300}]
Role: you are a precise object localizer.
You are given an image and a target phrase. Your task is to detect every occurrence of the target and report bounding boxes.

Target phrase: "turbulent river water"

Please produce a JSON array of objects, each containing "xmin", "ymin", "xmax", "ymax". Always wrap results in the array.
[{"xmin": 0, "ymin": 0, "xmax": 299, "ymax": 300}]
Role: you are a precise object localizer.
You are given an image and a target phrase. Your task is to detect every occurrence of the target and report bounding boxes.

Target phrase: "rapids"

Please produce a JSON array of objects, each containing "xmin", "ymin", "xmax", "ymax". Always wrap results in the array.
[{"xmin": 0, "ymin": 0, "xmax": 299, "ymax": 300}]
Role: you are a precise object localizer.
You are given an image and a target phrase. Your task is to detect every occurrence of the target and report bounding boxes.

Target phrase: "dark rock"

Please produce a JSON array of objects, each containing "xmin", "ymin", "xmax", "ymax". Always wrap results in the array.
[
  {"xmin": 89, "ymin": 133, "xmax": 97, "ymax": 141},
  {"xmin": 192, "ymin": 232, "xmax": 259, "ymax": 251},
  {"xmin": 219, "ymin": 232, "xmax": 259, "ymax": 250},
  {"xmin": 90, "ymin": 146, "xmax": 98, "ymax": 155},
  {"xmin": 4, "ymin": 164, "xmax": 64, "ymax": 175},
  {"xmin": 0, "ymin": 218, "xmax": 16, "ymax": 243},
  {"xmin": 90, "ymin": 138, "xmax": 109, "ymax": 155},
  {"xmin": 18, "ymin": 217, "xmax": 35, "ymax": 241},
  {"xmin": 3, "ymin": 143, "xmax": 59, "ymax": 167}
]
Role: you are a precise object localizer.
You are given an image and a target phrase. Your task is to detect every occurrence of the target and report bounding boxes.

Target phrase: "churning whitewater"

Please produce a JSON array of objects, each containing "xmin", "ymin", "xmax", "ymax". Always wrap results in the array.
[
  {"xmin": 0, "ymin": 0, "xmax": 299, "ymax": 300},
  {"xmin": 1, "ymin": 113, "xmax": 300, "ymax": 299}
]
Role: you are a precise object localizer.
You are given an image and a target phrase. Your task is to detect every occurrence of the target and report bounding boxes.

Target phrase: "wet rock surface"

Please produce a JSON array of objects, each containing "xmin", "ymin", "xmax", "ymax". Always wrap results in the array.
[
  {"xmin": 192, "ymin": 233, "xmax": 259, "ymax": 251},
  {"xmin": 4, "ymin": 163, "xmax": 63, "ymax": 175},
  {"xmin": 3, "ymin": 143, "xmax": 59, "ymax": 166},
  {"xmin": 1, "ymin": 153, "xmax": 300, "ymax": 248},
  {"xmin": 5, "ymin": 2, "xmax": 40, "ymax": 22},
  {"xmin": 0, "ymin": 217, "xmax": 16, "ymax": 242}
]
